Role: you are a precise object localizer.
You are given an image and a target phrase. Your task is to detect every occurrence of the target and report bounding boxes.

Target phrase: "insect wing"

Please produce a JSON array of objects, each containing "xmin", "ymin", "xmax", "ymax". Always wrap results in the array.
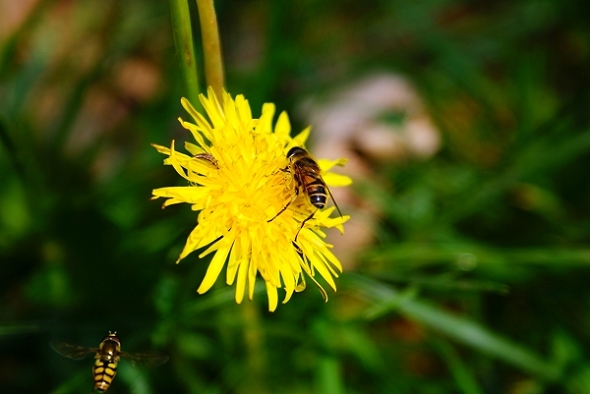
[
  {"xmin": 302, "ymin": 169, "xmax": 343, "ymax": 218},
  {"xmin": 120, "ymin": 351, "xmax": 169, "ymax": 367},
  {"xmin": 50, "ymin": 341, "xmax": 97, "ymax": 361},
  {"xmin": 300, "ymin": 173, "xmax": 322, "ymax": 189}
]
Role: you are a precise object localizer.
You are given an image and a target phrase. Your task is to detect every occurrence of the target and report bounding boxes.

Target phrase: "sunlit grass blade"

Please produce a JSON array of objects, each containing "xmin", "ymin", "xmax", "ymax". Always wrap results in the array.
[
  {"xmin": 0, "ymin": 323, "xmax": 40, "ymax": 337},
  {"xmin": 48, "ymin": 369, "xmax": 88, "ymax": 394},
  {"xmin": 119, "ymin": 361, "xmax": 156, "ymax": 394},
  {"xmin": 431, "ymin": 338, "xmax": 485, "ymax": 394},
  {"xmin": 316, "ymin": 355, "xmax": 344, "ymax": 394},
  {"xmin": 346, "ymin": 274, "xmax": 561, "ymax": 380},
  {"xmin": 364, "ymin": 242, "xmax": 590, "ymax": 271}
]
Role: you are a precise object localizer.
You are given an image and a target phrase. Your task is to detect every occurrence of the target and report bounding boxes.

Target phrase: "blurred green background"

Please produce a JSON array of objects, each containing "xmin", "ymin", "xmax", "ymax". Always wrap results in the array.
[{"xmin": 1, "ymin": 0, "xmax": 590, "ymax": 393}]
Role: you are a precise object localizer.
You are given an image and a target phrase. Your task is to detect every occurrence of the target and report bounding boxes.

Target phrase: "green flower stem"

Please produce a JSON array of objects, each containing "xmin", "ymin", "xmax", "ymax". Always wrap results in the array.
[
  {"xmin": 196, "ymin": 0, "xmax": 225, "ymax": 98},
  {"xmin": 169, "ymin": 0, "xmax": 200, "ymax": 106},
  {"xmin": 240, "ymin": 301, "xmax": 269, "ymax": 394}
]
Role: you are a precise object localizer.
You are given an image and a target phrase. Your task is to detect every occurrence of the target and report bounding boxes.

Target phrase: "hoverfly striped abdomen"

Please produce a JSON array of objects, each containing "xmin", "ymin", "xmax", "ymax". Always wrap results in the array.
[
  {"xmin": 93, "ymin": 332, "xmax": 121, "ymax": 393},
  {"xmin": 94, "ymin": 360, "xmax": 118, "ymax": 392}
]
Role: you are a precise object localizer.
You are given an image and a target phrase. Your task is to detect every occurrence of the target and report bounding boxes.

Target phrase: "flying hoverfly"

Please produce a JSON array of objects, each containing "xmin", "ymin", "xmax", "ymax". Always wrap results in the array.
[
  {"xmin": 269, "ymin": 146, "xmax": 343, "ymax": 241},
  {"xmin": 51, "ymin": 331, "xmax": 168, "ymax": 393}
]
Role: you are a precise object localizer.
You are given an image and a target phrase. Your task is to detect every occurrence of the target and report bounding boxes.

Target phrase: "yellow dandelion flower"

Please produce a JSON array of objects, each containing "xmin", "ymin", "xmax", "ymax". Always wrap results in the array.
[{"xmin": 152, "ymin": 88, "xmax": 351, "ymax": 311}]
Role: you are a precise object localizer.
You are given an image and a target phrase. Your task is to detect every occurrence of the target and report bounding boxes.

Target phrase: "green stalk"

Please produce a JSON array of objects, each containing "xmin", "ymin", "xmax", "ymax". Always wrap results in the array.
[
  {"xmin": 169, "ymin": 0, "xmax": 200, "ymax": 105},
  {"xmin": 196, "ymin": 0, "xmax": 225, "ymax": 97},
  {"xmin": 240, "ymin": 301, "xmax": 269, "ymax": 394}
]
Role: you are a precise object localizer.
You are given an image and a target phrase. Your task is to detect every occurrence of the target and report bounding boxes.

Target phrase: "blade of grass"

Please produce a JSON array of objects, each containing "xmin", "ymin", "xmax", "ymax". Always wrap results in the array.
[
  {"xmin": 314, "ymin": 318, "xmax": 345, "ymax": 394},
  {"xmin": 317, "ymin": 355, "xmax": 344, "ymax": 394},
  {"xmin": 119, "ymin": 361, "xmax": 155, "ymax": 394},
  {"xmin": 0, "ymin": 323, "xmax": 41, "ymax": 336},
  {"xmin": 365, "ymin": 242, "xmax": 590, "ymax": 269},
  {"xmin": 443, "ymin": 126, "xmax": 590, "ymax": 224},
  {"xmin": 346, "ymin": 274, "xmax": 561, "ymax": 380},
  {"xmin": 48, "ymin": 368, "xmax": 88, "ymax": 394},
  {"xmin": 431, "ymin": 338, "xmax": 485, "ymax": 394}
]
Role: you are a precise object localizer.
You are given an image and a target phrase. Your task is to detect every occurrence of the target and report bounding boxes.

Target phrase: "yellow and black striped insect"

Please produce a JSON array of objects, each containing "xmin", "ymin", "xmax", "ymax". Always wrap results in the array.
[
  {"xmin": 51, "ymin": 331, "xmax": 168, "ymax": 393},
  {"xmin": 269, "ymin": 147, "xmax": 342, "ymax": 240}
]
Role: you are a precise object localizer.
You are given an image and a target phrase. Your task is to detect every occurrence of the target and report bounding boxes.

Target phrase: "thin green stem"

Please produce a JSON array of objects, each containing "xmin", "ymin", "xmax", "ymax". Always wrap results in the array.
[
  {"xmin": 169, "ymin": 0, "xmax": 200, "ymax": 105},
  {"xmin": 240, "ymin": 301, "xmax": 269, "ymax": 394},
  {"xmin": 196, "ymin": 0, "xmax": 225, "ymax": 97}
]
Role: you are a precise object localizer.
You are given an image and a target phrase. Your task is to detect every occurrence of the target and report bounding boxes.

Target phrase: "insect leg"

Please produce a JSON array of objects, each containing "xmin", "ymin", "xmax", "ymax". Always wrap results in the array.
[
  {"xmin": 291, "ymin": 241, "xmax": 328, "ymax": 302},
  {"xmin": 294, "ymin": 209, "xmax": 316, "ymax": 242},
  {"xmin": 326, "ymin": 185, "xmax": 343, "ymax": 218},
  {"xmin": 267, "ymin": 186, "xmax": 299, "ymax": 222}
]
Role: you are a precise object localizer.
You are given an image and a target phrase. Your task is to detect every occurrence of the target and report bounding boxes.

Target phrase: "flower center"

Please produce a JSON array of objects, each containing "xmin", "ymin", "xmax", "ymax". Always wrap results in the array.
[{"xmin": 212, "ymin": 138, "xmax": 286, "ymax": 229}]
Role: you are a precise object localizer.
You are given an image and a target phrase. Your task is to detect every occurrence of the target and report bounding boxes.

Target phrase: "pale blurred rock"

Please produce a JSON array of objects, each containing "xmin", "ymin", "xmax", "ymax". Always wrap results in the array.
[
  {"xmin": 300, "ymin": 73, "xmax": 441, "ymax": 269},
  {"xmin": 114, "ymin": 58, "xmax": 161, "ymax": 103}
]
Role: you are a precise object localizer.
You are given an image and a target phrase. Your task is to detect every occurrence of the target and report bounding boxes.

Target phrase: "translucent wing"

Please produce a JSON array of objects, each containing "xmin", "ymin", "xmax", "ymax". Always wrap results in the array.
[
  {"xmin": 50, "ymin": 341, "xmax": 98, "ymax": 361},
  {"xmin": 120, "ymin": 351, "xmax": 169, "ymax": 367}
]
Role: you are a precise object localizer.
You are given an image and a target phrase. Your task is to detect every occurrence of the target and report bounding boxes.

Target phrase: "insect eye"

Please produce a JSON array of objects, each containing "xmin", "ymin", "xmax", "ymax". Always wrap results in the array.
[{"xmin": 287, "ymin": 147, "xmax": 303, "ymax": 158}]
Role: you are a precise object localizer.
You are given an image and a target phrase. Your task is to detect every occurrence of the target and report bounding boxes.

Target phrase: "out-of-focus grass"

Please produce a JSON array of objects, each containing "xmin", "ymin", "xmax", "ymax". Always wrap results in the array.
[{"xmin": 1, "ymin": 0, "xmax": 589, "ymax": 393}]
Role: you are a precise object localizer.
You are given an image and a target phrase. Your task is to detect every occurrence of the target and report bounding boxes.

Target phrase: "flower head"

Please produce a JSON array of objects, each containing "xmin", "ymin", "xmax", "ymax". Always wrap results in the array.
[{"xmin": 152, "ymin": 88, "xmax": 351, "ymax": 311}]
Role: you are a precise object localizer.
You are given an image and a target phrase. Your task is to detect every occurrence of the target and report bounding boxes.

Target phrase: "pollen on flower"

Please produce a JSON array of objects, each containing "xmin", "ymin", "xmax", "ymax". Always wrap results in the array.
[{"xmin": 152, "ymin": 87, "xmax": 351, "ymax": 311}]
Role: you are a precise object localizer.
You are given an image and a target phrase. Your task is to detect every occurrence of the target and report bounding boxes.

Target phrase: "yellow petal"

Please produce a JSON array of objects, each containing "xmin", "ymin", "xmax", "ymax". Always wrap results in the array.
[
  {"xmin": 235, "ymin": 247, "xmax": 249, "ymax": 304},
  {"xmin": 151, "ymin": 143, "xmax": 171, "ymax": 155},
  {"xmin": 292, "ymin": 126, "xmax": 311, "ymax": 146},
  {"xmin": 266, "ymin": 282, "xmax": 278, "ymax": 312},
  {"xmin": 257, "ymin": 103, "xmax": 276, "ymax": 134},
  {"xmin": 318, "ymin": 157, "xmax": 348, "ymax": 171},
  {"xmin": 152, "ymin": 186, "xmax": 209, "ymax": 205},
  {"xmin": 185, "ymin": 141, "xmax": 205, "ymax": 155},
  {"xmin": 323, "ymin": 172, "xmax": 352, "ymax": 187},
  {"xmin": 248, "ymin": 248, "xmax": 258, "ymax": 300},
  {"xmin": 199, "ymin": 88, "xmax": 226, "ymax": 130},
  {"xmin": 226, "ymin": 234, "xmax": 243, "ymax": 285},
  {"xmin": 180, "ymin": 97, "xmax": 214, "ymax": 142},
  {"xmin": 178, "ymin": 119, "xmax": 209, "ymax": 148},
  {"xmin": 275, "ymin": 111, "xmax": 291, "ymax": 137},
  {"xmin": 197, "ymin": 244, "xmax": 231, "ymax": 294},
  {"xmin": 235, "ymin": 95, "xmax": 253, "ymax": 125}
]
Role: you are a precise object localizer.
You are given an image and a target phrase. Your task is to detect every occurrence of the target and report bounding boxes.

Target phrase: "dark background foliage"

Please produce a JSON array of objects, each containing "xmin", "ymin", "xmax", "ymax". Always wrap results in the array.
[{"xmin": 1, "ymin": 0, "xmax": 590, "ymax": 393}]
